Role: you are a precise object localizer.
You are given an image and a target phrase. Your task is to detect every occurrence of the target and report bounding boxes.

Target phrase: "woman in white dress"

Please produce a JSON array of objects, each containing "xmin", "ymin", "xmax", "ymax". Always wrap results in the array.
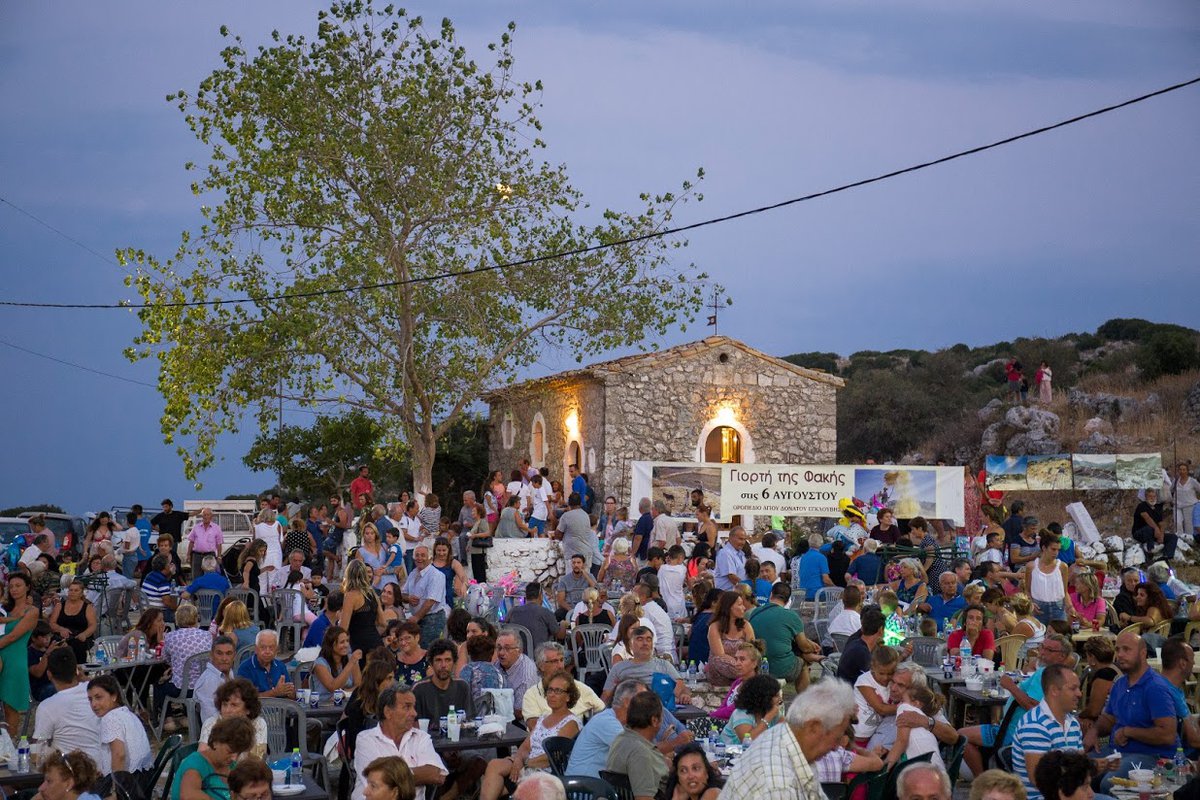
[{"xmin": 254, "ymin": 508, "xmax": 284, "ymax": 595}]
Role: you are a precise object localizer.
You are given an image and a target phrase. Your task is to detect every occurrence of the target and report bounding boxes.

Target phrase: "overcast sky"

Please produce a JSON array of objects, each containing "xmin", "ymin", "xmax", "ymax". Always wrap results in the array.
[{"xmin": 1, "ymin": 1, "xmax": 1197, "ymax": 513}]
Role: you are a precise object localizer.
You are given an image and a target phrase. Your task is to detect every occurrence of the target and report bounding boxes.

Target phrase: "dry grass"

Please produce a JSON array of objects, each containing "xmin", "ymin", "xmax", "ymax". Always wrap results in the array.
[{"xmin": 1063, "ymin": 369, "xmax": 1200, "ymax": 461}]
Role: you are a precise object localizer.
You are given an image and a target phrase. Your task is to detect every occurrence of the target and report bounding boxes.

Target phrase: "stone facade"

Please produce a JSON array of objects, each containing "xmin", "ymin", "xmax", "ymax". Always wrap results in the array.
[
  {"xmin": 483, "ymin": 336, "xmax": 842, "ymax": 509},
  {"xmin": 485, "ymin": 538, "xmax": 566, "ymax": 585}
]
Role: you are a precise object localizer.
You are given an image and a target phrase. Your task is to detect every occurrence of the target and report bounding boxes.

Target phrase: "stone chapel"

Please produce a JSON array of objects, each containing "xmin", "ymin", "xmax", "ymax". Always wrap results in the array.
[{"xmin": 482, "ymin": 336, "xmax": 843, "ymax": 506}]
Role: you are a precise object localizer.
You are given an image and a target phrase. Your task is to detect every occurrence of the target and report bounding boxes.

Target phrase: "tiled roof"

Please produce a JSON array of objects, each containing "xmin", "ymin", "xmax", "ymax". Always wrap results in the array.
[{"xmin": 481, "ymin": 336, "xmax": 844, "ymax": 401}]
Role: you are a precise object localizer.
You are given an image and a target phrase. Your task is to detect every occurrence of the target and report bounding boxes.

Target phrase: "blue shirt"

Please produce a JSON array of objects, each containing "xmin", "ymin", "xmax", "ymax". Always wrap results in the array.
[
  {"xmin": 849, "ymin": 553, "xmax": 883, "ymax": 585},
  {"xmin": 1169, "ymin": 682, "xmax": 1189, "ymax": 720},
  {"xmin": 1013, "ymin": 700, "xmax": 1083, "ymax": 800},
  {"xmin": 135, "ymin": 518, "xmax": 154, "ymax": 560},
  {"xmin": 571, "ymin": 475, "xmax": 587, "ymax": 502},
  {"xmin": 714, "ymin": 543, "xmax": 746, "ymax": 591},
  {"xmin": 996, "ymin": 667, "xmax": 1047, "ymax": 746},
  {"xmin": 236, "ymin": 655, "xmax": 290, "ymax": 694},
  {"xmin": 926, "ymin": 590, "xmax": 965, "ymax": 632},
  {"xmin": 565, "ymin": 707, "xmax": 687, "ymax": 778},
  {"xmin": 142, "ymin": 569, "xmax": 175, "ymax": 608},
  {"xmin": 797, "ymin": 550, "xmax": 829, "ymax": 600},
  {"xmin": 1157, "ymin": 581, "xmax": 1176, "ymax": 601},
  {"xmin": 634, "ymin": 513, "xmax": 653, "ymax": 559},
  {"xmin": 1102, "ymin": 668, "xmax": 1179, "ymax": 757},
  {"xmin": 185, "ymin": 573, "xmax": 231, "ymax": 614},
  {"xmin": 303, "ymin": 612, "xmax": 333, "ymax": 649}
]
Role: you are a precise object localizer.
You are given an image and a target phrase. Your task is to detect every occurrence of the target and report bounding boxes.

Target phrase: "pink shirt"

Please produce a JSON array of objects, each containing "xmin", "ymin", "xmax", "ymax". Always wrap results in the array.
[
  {"xmin": 1069, "ymin": 589, "xmax": 1106, "ymax": 623},
  {"xmin": 188, "ymin": 520, "xmax": 224, "ymax": 552}
]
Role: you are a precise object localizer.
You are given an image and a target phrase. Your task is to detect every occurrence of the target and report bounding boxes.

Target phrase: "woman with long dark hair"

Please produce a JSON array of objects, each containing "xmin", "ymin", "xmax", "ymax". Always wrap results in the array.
[
  {"xmin": 0, "ymin": 572, "xmax": 38, "ymax": 732},
  {"xmin": 664, "ymin": 743, "xmax": 723, "ymax": 800},
  {"xmin": 705, "ymin": 591, "xmax": 756, "ymax": 685},
  {"xmin": 687, "ymin": 585, "xmax": 720, "ymax": 664},
  {"xmin": 312, "ymin": 625, "xmax": 362, "ymax": 701}
]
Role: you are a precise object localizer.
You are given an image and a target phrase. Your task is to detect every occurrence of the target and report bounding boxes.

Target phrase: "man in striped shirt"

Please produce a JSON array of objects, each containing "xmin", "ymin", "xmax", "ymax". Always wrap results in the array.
[{"xmin": 1012, "ymin": 663, "xmax": 1089, "ymax": 800}]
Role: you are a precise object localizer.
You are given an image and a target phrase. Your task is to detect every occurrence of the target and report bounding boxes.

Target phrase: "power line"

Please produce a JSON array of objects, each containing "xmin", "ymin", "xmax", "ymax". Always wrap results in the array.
[
  {"xmin": 0, "ymin": 196, "xmax": 130, "ymax": 274},
  {"xmin": 0, "ymin": 336, "xmax": 328, "ymax": 416},
  {"xmin": 2, "ymin": 74, "xmax": 1197, "ymax": 312}
]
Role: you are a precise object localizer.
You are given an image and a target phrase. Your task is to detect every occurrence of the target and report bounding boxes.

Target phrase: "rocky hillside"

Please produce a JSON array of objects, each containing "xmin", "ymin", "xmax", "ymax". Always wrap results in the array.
[{"xmin": 783, "ymin": 319, "xmax": 1200, "ymax": 555}]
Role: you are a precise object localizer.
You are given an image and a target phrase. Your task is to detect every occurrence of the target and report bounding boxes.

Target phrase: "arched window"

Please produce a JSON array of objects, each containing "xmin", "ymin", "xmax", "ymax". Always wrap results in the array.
[
  {"xmin": 530, "ymin": 413, "xmax": 547, "ymax": 467},
  {"xmin": 500, "ymin": 411, "xmax": 515, "ymax": 450},
  {"xmin": 703, "ymin": 426, "xmax": 742, "ymax": 464},
  {"xmin": 566, "ymin": 441, "xmax": 582, "ymax": 471}
]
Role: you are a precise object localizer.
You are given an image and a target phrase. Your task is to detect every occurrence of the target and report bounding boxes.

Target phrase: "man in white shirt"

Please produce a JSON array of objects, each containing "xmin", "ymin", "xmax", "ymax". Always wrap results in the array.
[
  {"xmin": 650, "ymin": 500, "xmax": 681, "ymax": 550},
  {"xmin": 193, "ymin": 636, "xmax": 236, "ymax": 723},
  {"xmin": 634, "ymin": 582, "xmax": 676, "ymax": 660},
  {"xmin": 751, "ymin": 532, "xmax": 787, "ymax": 575},
  {"xmin": 267, "ymin": 548, "xmax": 313, "ymax": 592},
  {"xmin": 528, "ymin": 474, "xmax": 550, "ymax": 536},
  {"xmin": 352, "ymin": 685, "xmax": 447, "ymax": 800},
  {"xmin": 85, "ymin": 555, "xmax": 138, "ymax": 604},
  {"xmin": 829, "ymin": 585, "xmax": 864, "ymax": 637},
  {"xmin": 403, "ymin": 546, "xmax": 449, "ymax": 647},
  {"xmin": 33, "ymin": 647, "xmax": 101, "ymax": 763},
  {"xmin": 19, "ymin": 533, "xmax": 55, "ymax": 568}
]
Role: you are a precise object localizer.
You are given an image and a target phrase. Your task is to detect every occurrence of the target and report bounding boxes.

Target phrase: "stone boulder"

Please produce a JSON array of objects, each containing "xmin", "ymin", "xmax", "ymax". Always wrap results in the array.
[
  {"xmin": 1002, "ymin": 406, "xmax": 1062, "ymax": 456},
  {"xmin": 971, "ymin": 358, "xmax": 1007, "ymax": 378},
  {"xmin": 1076, "ymin": 431, "xmax": 1120, "ymax": 454},
  {"xmin": 1083, "ymin": 417, "xmax": 1113, "ymax": 435},
  {"xmin": 977, "ymin": 398, "xmax": 1004, "ymax": 423},
  {"xmin": 1067, "ymin": 388, "xmax": 1158, "ymax": 421},
  {"xmin": 1186, "ymin": 380, "xmax": 1200, "ymax": 432}
]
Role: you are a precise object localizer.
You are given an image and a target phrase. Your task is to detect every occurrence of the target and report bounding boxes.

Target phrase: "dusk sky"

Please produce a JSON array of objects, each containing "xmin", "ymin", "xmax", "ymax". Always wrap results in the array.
[{"xmin": 2, "ymin": 1, "xmax": 1197, "ymax": 513}]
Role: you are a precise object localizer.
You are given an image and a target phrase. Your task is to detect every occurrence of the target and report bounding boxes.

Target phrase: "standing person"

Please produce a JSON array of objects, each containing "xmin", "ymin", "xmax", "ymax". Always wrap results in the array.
[
  {"xmin": 1034, "ymin": 362, "xmax": 1053, "ymax": 405},
  {"xmin": 1024, "ymin": 531, "xmax": 1070, "ymax": 624},
  {"xmin": 1171, "ymin": 462, "xmax": 1200, "ymax": 537},
  {"xmin": 340, "ymin": 559, "xmax": 386, "ymax": 655},
  {"xmin": 359, "ymin": 522, "xmax": 389, "ymax": 588},
  {"xmin": 350, "ymin": 465, "xmax": 376, "ymax": 512},
  {"xmin": 187, "ymin": 507, "xmax": 225, "ymax": 579},
  {"xmin": 152, "ymin": 498, "xmax": 189, "ymax": 544},
  {"xmin": 417, "ymin": 494, "xmax": 442, "ymax": 550},
  {"xmin": 714, "ymin": 526, "xmax": 748, "ymax": 591},
  {"xmin": 403, "ymin": 546, "xmax": 449, "ymax": 647},
  {"xmin": 694, "ymin": 504, "xmax": 718, "ymax": 552},
  {"xmin": 0, "ymin": 573, "xmax": 39, "ymax": 733},
  {"xmin": 282, "ymin": 516, "xmax": 317, "ymax": 566},
  {"xmin": 1004, "ymin": 358, "xmax": 1023, "ymax": 404},
  {"xmin": 631, "ymin": 498, "xmax": 654, "ymax": 562},
  {"xmin": 525, "ymin": 477, "xmax": 550, "ymax": 538},
  {"xmin": 325, "ymin": 493, "xmax": 354, "ymax": 578},
  {"xmin": 795, "ymin": 534, "xmax": 833, "ymax": 600},
  {"xmin": 650, "ymin": 500, "xmax": 681, "ymax": 551},
  {"xmin": 118, "ymin": 511, "xmax": 142, "ymax": 578},
  {"xmin": 554, "ymin": 493, "xmax": 598, "ymax": 572},
  {"xmin": 871, "ymin": 509, "xmax": 901, "ymax": 545},
  {"xmin": 430, "ymin": 537, "xmax": 468, "ymax": 609}
]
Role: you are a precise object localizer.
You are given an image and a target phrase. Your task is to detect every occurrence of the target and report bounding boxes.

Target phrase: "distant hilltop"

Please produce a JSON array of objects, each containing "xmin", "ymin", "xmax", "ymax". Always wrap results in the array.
[{"xmin": 781, "ymin": 318, "xmax": 1200, "ymax": 467}]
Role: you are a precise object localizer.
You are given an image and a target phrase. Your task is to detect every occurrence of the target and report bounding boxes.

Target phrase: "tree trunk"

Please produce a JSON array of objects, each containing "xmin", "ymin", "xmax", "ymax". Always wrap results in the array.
[{"xmin": 411, "ymin": 434, "xmax": 437, "ymax": 503}]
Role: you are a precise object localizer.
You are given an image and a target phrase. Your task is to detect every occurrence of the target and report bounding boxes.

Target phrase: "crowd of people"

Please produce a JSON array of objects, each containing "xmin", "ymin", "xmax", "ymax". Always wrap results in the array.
[{"xmin": 4, "ymin": 454, "xmax": 1200, "ymax": 800}]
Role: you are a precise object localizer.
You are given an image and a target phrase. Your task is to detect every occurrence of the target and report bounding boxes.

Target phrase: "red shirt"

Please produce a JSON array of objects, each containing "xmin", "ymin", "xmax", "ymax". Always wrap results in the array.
[
  {"xmin": 349, "ymin": 476, "xmax": 375, "ymax": 509},
  {"xmin": 947, "ymin": 627, "xmax": 995, "ymax": 655}
]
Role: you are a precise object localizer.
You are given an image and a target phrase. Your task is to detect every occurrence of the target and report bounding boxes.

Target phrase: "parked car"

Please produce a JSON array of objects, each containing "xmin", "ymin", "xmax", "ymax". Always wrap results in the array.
[
  {"xmin": 18, "ymin": 511, "xmax": 85, "ymax": 557},
  {"xmin": 0, "ymin": 517, "xmax": 32, "ymax": 566}
]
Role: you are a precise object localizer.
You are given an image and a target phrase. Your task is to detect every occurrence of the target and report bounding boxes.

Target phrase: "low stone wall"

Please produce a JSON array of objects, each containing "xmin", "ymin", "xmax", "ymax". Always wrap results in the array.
[{"xmin": 485, "ymin": 538, "xmax": 566, "ymax": 585}]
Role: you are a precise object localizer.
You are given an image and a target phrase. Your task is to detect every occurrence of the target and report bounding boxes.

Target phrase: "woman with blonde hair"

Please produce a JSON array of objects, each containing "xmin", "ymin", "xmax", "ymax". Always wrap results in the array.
[
  {"xmin": 598, "ymin": 536, "xmax": 638, "ymax": 594},
  {"xmin": 1010, "ymin": 593, "xmax": 1046, "ymax": 656},
  {"xmin": 358, "ymin": 521, "xmax": 388, "ymax": 588},
  {"xmin": 890, "ymin": 558, "xmax": 928, "ymax": 614},
  {"xmin": 1068, "ymin": 570, "xmax": 1106, "ymax": 627},
  {"xmin": 968, "ymin": 769, "xmax": 1027, "ymax": 800},
  {"xmin": 218, "ymin": 600, "xmax": 260, "ymax": 651},
  {"xmin": 571, "ymin": 588, "xmax": 615, "ymax": 627},
  {"xmin": 339, "ymin": 559, "xmax": 384, "ymax": 655},
  {"xmin": 609, "ymin": 593, "xmax": 644, "ymax": 664}
]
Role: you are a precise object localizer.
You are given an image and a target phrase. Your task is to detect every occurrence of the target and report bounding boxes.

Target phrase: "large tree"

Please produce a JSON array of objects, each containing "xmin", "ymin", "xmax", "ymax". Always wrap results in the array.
[{"xmin": 123, "ymin": 2, "xmax": 707, "ymax": 493}]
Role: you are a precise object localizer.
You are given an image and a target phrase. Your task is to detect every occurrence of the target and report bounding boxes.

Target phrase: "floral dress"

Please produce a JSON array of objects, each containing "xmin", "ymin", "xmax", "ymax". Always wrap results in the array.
[{"xmin": 459, "ymin": 660, "xmax": 507, "ymax": 713}]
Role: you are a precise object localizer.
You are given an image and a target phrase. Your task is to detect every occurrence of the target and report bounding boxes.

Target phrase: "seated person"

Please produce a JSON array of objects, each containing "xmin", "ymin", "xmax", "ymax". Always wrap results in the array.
[
  {"xmin": 663, "ymin": 742, "xmax": 724, "ymax": 800},
  {"xmin": 480, "ymin": 670, "xmax": 581, "ymax": 800},
  {"xmin": 605, "ymin": 691, "xmax": 670, "ymax": 800},
  {"xmin": 170, "ymin": 716, "xmax": 256, "ymax": 800},
  {"xmin": 718, "ymin": 674, "xmax": 783, "ymax": 746}
]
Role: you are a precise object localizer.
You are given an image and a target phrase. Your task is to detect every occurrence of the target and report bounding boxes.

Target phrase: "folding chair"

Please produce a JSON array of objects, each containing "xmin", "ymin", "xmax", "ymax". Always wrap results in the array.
[
  {"xmin": 902, "ymin": 636, "xmax": 946, "ymax": 668},
  {"xmin": 563, "ymin": 776, "xmax": 619, "ymax": 800},
  {"xmin": 598, "ymin": 770, "xmax": 633, "ymax": 800},
  {"xmin": 157, "ymin": 651, "xmax": 210, "ymax": 738},
  {"xmin": 260, "ymin": 698, "xmax": 327, "ymax": 788},
  {"xmin": 543, "ymin": 736, "xmax": 574, "ymax": 778},
  {"xmin": 572, "ymin": 624, "xmax": 613, "ymax": 685},
  {"xmin": 501, "ymin": 623, "xmax": 534, "ymax": 657}
]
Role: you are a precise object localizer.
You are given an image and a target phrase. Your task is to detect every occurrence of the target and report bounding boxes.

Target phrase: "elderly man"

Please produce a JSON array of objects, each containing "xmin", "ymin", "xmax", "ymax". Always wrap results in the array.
[
  {"xmin": 633, "ymin": 581, "xmax": 675, "ymax": 659},
  {"xmin": 600, "ymin": 626, "xmax": 690, "ymax": 706},
  {"xmin": 649, "ymin": 500, "xmax": 680, "ymax": 550},
  {"xmin": 714, "ymin": 525, "xmax": 748, "ymax": 591},
  {"xmin": 235, "ymin": 629, "xmax": 296, "ymax": 699},
  {"xmin": 961, "ymin": 632, "xmax": 1073, "ymax": 777},
  {"xmin": 1013, "ymin": 664, "xmax": 1088, "ymax": 800},
  {"xmin": 605, "ymin": 691, "xmax": 670, "ymax": 800},
  {"xmin": 403, "ymin": 545, "xmax": 449, "ymax": 647},
  {"xmin": 182, "ymin": 554, "xmax": 231, "ymax": 617},
  {"xmin": 794, "ymin": 533, "xmax": 833, "ymax": 600},
  {"xmin": 895, "ymin": 762, "xmax": 953, "ymax": 800},
  {"xmin": 567, "ymin": 679, "xmax": 691, "ymax": 778},
  {"xmin": 867, "ymin": 662, "xmax": 959, "ymax": 750},
  {"xmin": 353, "ymin": 686, "xmax": 447, "ymax": 800},
  {"xmin": 722, "ymin": 678, "xmax": 857, "ymax": 800},
  {"xmin": 186, "ymin": 507, "xmax": 224, "ymax": 578},
  {"xmin": 513, "ymin": 773, "xmax": 565, "ymax": 800},
  {"xmin": 523, "ymin": 642, "xmax": 605, "ymax": 724},
  {"xmin": 267, "ymin": 548, "xmax": 312, "ymax": 592},
  {"xmin": 631, "ymin": 497, "xmax": 654, "ymax": 561},
  {"xmin": 19, "ymin": 533, "xmax": 56, "ymax": 568},
  {"xmin": 495, "ymin": 630, "xmax": 539, "ymax": 722},
  {"xmin": 193, "ymin": 635, "xmax": 236, "ymax": 723},
  {"xmin": 917, "ymin": 572, "xmax": 965, "ymax": 632},
  {"xmin": 1084, "ymin": 629, "xmax": 1179, "ymax": 790}
]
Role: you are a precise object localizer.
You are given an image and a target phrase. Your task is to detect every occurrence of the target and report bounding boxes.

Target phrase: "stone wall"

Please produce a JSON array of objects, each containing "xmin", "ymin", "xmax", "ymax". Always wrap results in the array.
[
  {"xmin": 485, "ymin": 538, "xmax": 566, "ymax": 585},
  {"xmin": 601, "ymin": 344, "xmax": 839, "ymax": 506},
  {"xmin": 487, "ymin": 377, "xmax": 606, "ymax": 491}
]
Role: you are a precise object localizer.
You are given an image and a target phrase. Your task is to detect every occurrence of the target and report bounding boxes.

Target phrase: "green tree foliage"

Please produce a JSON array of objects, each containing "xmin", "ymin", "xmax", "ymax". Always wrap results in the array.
[
  {"xmin": 1137, "ymin": 330, "xmax": 1200, "ymax": 379},
  {"xmin": 0, "ymin": 504, "xmax": 65, "ymax": 517},
  {"xmin": 780, "ymin": 352, "xmax": 839, "ymax": 374},
  {"xmin": 123, "ymin": 2, "xmax": 709, "ymax": 494}
]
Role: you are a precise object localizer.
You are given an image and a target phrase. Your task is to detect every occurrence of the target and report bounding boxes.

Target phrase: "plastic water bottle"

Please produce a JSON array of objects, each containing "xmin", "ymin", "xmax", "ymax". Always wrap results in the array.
[
  {"xmin": 760, "ymin": 656, "xmax": 770, "ymax": 675},
  {"xmin": 960, "ymin": 641, "xmax": 972, "ymax": 675},
  {"xmin": 447, "ymin": 705, "xmax": 460, "ymax": 742},
  {"xmin": 97, "ymin": 646, "xmax": 108, "ymax": 667},
  {"xmin": 289, "ymin": 748, "xmax": 302, "ymax": 787},
  {"xmin": 16, "ymin": 736, "xmax": 29, "ymax": 772},
  {"xmin": 741, "ymin": 733, "xmax": 752, "ymax": 751},
  {"xmin": 1176, "ymin": 746, "xmax": 1190, "ymax": 779}
]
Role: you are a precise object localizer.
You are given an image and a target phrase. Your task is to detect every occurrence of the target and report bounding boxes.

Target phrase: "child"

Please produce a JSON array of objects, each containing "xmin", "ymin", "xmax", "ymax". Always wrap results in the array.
[
  {"xmin": 918, "ymin": 617, "xmax": 938, "ymax": 638},
  {"xmin": 887, "ymin": 685, "xmax": 946, "ymax": 769},
  {"xmin": 977, "ymin": 531, "xmax": 1005, "ymax": 565},
  {"xmin": 383, "ymin": 527, "xmax": 406, "ymax": 586},
  {"xmin": 742, "ymin": 558, "xmax": 772, "ymax": 605},
  {"xmin": 658, "ymin": 546, "xmax": 688, "ymax": 620},
  {"xmin": 637, "ymin": 548, "xmax": 665, "ymax": 585},
  {"xmin": 853, "ymin": 645, "xmax": 900, "ymax": 745},
  {"xmin": 814, "ymin": 731, "xmax": 885, "ymax": 786}
]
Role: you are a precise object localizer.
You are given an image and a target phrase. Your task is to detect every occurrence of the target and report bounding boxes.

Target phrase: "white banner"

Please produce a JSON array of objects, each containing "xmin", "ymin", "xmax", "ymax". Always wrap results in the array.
[{"xmin": 720, "ymin": 463, "xmax": 965, "ymax": 524}]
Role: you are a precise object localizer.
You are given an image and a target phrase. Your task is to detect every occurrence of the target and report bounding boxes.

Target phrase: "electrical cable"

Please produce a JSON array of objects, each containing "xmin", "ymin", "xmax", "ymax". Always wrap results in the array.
[{"xmin": 0, "ymin": 74, "xmax": 1196, "ymax": 312}]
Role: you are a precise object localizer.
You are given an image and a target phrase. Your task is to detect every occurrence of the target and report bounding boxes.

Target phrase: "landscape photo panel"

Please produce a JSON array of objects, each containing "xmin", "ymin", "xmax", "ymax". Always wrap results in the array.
[
  {"xmin": 1116, "ymin": 453, "xmax": 1163, "ymax": 490},
  {"xmin": 985, "ymin": 455, "xmax": 1028, "ymax": 492},
  {"xmin": 1026, "ymin": 455, "xmax": 1073, "ymax": 490},
  {"xmin": 1072, "ymin": 454, "xmax": 1119, "ymax": 490}
]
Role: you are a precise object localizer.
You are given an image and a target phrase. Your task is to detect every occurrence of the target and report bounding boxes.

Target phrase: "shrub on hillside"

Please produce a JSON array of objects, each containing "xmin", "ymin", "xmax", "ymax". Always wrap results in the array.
[{"xmin": 1137, "ymin": 331, "xmax": 1200, "ymax": 379}]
